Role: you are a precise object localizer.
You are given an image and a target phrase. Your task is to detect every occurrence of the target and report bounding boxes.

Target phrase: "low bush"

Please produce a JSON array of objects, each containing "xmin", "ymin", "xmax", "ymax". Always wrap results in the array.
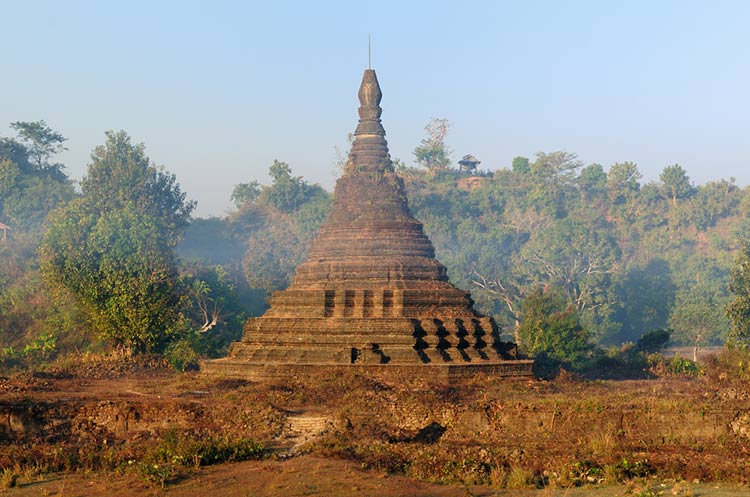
[
  {"xmin": 648, "ymin": 354, "xmax": 703, "ymax": 377},
  {"xmin": 145, "ymin": 429, "xmax": 267, "ymax": 468},
  {"xmin": 703, "ymin": 346, "xmax": 750, "ymax": 382},
  {"xmin": 613, "ymin": 458, "xmax": 655, "ymax": 480}
]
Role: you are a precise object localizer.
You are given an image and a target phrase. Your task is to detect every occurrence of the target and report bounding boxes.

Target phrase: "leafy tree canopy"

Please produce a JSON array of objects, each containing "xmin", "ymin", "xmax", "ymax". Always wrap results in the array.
[
  {"xmin": 400, "ymin": 147, "xmax": 744, "ymax": 348},
  {"xmin": 607, "ymin": 161, "xmax": 642, "ymax": 205},
  {"xmin": 41, "ymin": 131, "xmax": 194, "ymax": 353},
  {"xmin": 231, "ymin": 160, "xmax": 327, "ymax": 214},
  {"xmin": 660, "ymin": 164, "xmax": 694, "ymax": 207},
  {"xmin": 0, "ymin": 121, "xmax": 74, "ymax": 230},
  {"xmin": 511, "ymin": 156, "xmax": 530, "ymax": 174},
  {"xmin": 727, "ymin": 241, "xmax": 750, "ymax": 345},
  {"xmin": 80, "ymin": 130, "xmax": 194, "ymax": 234},
  {"xmin": 517, "ymin": 286, "xmax": 593, "ymax": 374},
  {"xmin": 414, "ymin": 118, "xmax": 452, "ymax": 171},
  {"xmin": 231, "ymin": 181, "xmax": 261, "ymax": 208},
  {"xmin": 230, "ymin": 162, "xmax": 331, "ymax": 297},
  {"xmin": 9, "ymin": 120, "xmax": 68, "ymax": 177}
]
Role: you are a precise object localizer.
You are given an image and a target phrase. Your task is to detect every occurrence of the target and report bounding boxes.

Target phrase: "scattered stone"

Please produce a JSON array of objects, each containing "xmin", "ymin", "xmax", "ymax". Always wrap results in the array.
[{"xmin": 730, "ymin": 410, "xmax": 750, "ymax": 438}]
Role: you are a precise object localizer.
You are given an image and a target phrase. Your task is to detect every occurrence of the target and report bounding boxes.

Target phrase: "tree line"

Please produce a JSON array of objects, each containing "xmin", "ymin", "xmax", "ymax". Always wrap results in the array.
[{"xmin": 1, "ymin": 119, "xmax": 750, "ymax": 372}]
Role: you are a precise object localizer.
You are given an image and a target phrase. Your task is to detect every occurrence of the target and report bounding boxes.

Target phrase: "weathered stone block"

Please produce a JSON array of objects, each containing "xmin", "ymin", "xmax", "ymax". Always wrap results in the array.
[{"xmin": 202, "ymin": 69, "xmax": 533, "ymax": 381}]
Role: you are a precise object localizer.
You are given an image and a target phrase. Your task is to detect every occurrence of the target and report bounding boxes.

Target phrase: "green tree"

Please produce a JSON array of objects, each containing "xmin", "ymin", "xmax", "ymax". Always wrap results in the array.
[
  {"xmin": 243, "ymin": 191, "xmax": 330, "ymax": 296},
  {"xmin": 41, "ymin": 131, "xmax": 194, "ymax": 353},
  {"xmin": 660, "ymin": 164, "xmax": 694, "ymax": 208},
  {"xmin": 9, "ymin": 120, "xmax": 68, "ymax": 177},
  {"xmin": 614, "ymin": 259, "xmax": 676, "ymax": 343},
  {"xmin": 403, "ymin": 149, "xmax": 746, "ymax": 350},
  {"xmin": 0, "ymin": 122, "xmax": 80, "ymax": 366},
  {"xmin": 607, "ymin": 161, "xmax": 641, "ymax": 205},
  {"xmin": 2, "ymin": 173, "xmax": 75, "ymax": 229},
  {"xmin": 670, "ymin": 285, "xmax": 725, "ymax": 361},
  {"xmin": 231, "ymin": 181, "xmax": 261, "ymax": 208},
  {"xmin": 689, "ymin": 179, "xmax": 740, "ymax": 230},
  {"xmin": 511, "ymin": 156, "xmax": 530, "ymax": 174},
  {"xmin": 163, "ymin": 263, "xmax": 255, "ymax": 370},
  {"xmin": 577, "ymin": 163, "xmax": 607, "ymax": 195},
  {"xmin": 0, "ymin": 122, "xmax": 74, "ymax": 230},
  {"xmin": 255, "ymin": 160, "xmax": 326, "ymax": 212},
  {"xmin": 527, "ymin": 151, "xmax": 582, "ymax": 217},
  {"xmin": 79, "ymin": 131, "xmax": 194, "ymax": 228},
  {"xmin": 517, "ymin": 287, "xmax": 593, "ymax": 374},
  {"xmin": 242, "ymin": 216, "xmax": 303, "ymax": 294},
  {"xmin": 233, "ymin": 163, "xmax": 331, "ymax": 296},
  {"xmin": 414, "ymin": 118, "xmax": 451, "ymax": 171},
  {"xmin": 530, "ymin": 151, "xmax": 582, "ymax": 183},
  {"xmin": 518, "ymin": 215, "xmax": 620, "ymax": 341},
  {"xmin": 727, "ymin": 240, "xmax": 750, "ymax": 345}
]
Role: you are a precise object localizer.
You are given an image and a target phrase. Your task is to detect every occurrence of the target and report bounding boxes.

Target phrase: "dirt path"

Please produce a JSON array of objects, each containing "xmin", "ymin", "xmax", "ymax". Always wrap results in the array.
[{"xmin": 7, "ymin": 456, "xmax": 750, "ymax": 497}]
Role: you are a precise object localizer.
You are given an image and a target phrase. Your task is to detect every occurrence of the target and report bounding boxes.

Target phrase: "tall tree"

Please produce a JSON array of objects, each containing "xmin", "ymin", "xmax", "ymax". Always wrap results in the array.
[
  {"xmin": 577, "ymin": 163, "xmax": 607, "ymax": 197},
  {"xmin": 0, "ymin": 122, "xmax": 74, "ymax": 230},
  {"xmin": 255, "ymin": 160, "xmax": 326, "ymax": 213},
  {"xmin": 727, "ymin": 240, "xmax": 750, "ymax": 345},
  {"xmin": 670, "ymin": 284, "xmax": 725, "ymax": 361},
  {"xmin": 511, "ymin": 156, "xmax": 530, "ymax": 174},
  {"xmin": 528, "ymin": 151, "xmax": 582, "ymax": 217},
  {"xmin": 41, "ymin": 131, "xmax": 195, "ymax": 353},
  {"xmin": 413, "ymin": 118, "xmax": 451, "ymax": 171},
  {"xmin": 607, "ymin": 161, "xmax": 641, "ymax": 205},
  {"xmin": 614, "ymin": 259, "xmax": 676, "ymax": 343},
  {"xmin": 233, "ymin": 162, "xmax": 330, "ymax": 296},
  {"xmin": 9, "ymin": 120, "xmax": 68, "ymax": 177},
  {"xmin": 79, "ymin": 131, "xmax": 194, "ymax": 229},
  {"xmin": 660, "ymin": 164, "xmax": 694, "ymax": 208},
  {"xmin": 518, "ymin": 215, "xmax": 620, "ymax": 339},
  {"xmin": 231, "ymin": 181, "xmax": 261, "ymax": 208},
  {"xmin": 530, "ymin": 151, "xmax": 582, "ymax": 183}
]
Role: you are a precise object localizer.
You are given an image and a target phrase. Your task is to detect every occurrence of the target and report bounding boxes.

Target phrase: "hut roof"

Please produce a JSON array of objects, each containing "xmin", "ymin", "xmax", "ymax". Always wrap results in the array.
[{"xmin": 458, "ymin": 154, "xmax": 481, "ymax": 165}]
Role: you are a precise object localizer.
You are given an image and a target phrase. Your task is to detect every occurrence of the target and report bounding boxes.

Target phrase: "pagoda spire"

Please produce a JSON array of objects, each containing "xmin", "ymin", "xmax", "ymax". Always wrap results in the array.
[
  {"xmin": 201, "ymin": 67, "xmax": 532, "ymax": 381},
  {"xmin": 346, "ymin": 69, "xmax": 393, "ymax": 174}
]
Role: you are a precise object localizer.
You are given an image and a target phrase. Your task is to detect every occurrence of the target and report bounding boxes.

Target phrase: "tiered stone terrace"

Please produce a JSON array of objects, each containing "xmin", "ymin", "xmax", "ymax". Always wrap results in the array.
[{"xmin": 202, "ymin": 69, "xmax": 533, "ymax": 380}]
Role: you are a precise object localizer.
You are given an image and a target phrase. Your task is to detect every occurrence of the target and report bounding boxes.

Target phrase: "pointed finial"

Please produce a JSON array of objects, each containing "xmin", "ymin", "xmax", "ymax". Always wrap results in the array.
[
  {"xmin": 368, "ymin": 33, "xmax": 371, "ymax": 69},
  {"xmin": 346, "ymin": 69, "xmax": 393, "ymax": 174}
]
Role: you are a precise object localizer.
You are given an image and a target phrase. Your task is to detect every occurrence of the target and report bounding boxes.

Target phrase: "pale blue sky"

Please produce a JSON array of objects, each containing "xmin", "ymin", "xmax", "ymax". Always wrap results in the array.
[{"xmin": 2, "ymin": 1, "xmax": 749, "ymax": 217}]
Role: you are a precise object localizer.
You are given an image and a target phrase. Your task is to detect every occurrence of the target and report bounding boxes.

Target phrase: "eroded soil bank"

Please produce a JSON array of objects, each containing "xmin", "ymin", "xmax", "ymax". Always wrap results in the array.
[{"xmin": 1, "ymin": 356, "xmax": 750, "ymax": 495}]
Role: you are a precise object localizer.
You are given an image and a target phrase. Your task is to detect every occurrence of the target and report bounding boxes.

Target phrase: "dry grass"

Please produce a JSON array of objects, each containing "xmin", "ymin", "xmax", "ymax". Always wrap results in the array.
[
  {"xmin": 1, "ymin": 356, "xmax": 750, "ymax": 491},
  {"xmin": 504, "ymin": 466, "xmax": 534, "ymax": 489},
  {"xmin": 0, "ymin": 467, "xmax": 19, "ymax": 490}
]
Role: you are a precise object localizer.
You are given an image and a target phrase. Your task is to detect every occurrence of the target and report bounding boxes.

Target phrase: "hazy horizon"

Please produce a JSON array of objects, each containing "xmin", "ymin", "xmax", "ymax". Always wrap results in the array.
[{"xmin": 3, "ymin": 0, "xmax": 749, "ymax": 217}]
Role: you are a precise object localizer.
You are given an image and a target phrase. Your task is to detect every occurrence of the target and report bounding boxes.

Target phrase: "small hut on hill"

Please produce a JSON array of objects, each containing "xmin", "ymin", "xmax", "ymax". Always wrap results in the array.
[
  {"xmin": 0, "ymin": 223, "xmax": 10, "ymax": 242},
  {"xmin": 458, "ymin": 154, "xmax": 481, "ymax": 174}
]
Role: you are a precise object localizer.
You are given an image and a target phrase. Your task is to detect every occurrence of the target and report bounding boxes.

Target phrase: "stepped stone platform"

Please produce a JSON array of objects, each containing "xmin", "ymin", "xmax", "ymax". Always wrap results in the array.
[{"xmin": 202, "ymin": 69, "xmax": 534, "ymax": 381}]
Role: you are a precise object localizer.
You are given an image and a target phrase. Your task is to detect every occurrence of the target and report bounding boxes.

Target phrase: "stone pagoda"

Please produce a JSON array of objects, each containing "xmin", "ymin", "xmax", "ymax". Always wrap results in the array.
[{"xmin": 202, "ymin": 69, "xmax": 533, "ymax": 381}]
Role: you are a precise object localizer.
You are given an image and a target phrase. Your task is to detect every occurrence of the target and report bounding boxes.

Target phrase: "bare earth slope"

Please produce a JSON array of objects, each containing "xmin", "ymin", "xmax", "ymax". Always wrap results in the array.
[{"xmin": 2, "ymin": 356, "xmax": 750, "ymax": 495}]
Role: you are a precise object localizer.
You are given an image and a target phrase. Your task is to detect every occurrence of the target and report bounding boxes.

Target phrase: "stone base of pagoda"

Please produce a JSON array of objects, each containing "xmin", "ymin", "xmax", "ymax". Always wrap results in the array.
[
  {"xmin": 201, "ymin": 314, "xmax": 534, "ymax": 382},
  {"xmin": 199, "ymin": 359, "xmax": 535, "ymax": 384}
]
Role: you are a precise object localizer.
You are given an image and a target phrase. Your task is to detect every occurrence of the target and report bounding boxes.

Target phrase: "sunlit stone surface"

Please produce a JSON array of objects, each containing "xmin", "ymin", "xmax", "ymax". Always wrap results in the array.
[{"xmin": 202, "ymin": 69, "xmax": 533, "ymax": 380}]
